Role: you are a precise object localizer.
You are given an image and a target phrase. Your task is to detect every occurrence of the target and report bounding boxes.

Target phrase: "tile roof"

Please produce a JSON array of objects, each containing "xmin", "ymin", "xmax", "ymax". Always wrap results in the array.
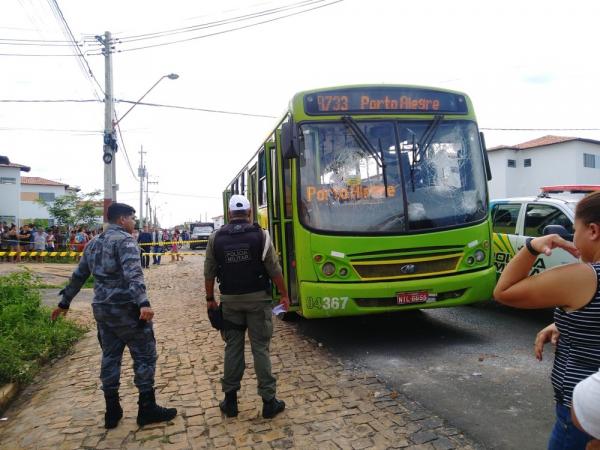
[
  {"xmin": 21, "ymin": 176, "xmax": 68, "ymax": 187},
  {"xmin": 0, "ymin": 155, "xmax": 30, "ymax": 172},
  {"xmin": 488, "ymin": 135, "xmax": 600, "ymax": 152}
]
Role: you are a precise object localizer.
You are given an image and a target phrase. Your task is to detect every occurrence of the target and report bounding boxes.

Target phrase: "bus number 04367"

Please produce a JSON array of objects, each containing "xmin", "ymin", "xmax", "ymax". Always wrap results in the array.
[{"xmin": 306, "ymin": 296, "xmax": 349, "ymax": 310}]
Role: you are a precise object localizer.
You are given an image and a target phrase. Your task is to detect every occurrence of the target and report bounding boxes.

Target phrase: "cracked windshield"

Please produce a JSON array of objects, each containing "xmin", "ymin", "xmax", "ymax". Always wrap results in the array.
[{"xmin": 299, "ymin": 120, "xmax": 487, "ymax": 233}]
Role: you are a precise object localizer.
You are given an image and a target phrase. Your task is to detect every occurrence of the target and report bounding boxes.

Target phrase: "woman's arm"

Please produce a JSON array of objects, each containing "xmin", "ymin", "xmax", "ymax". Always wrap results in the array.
[{"xmin": 494, "ymin": 234, "xmax": 595, "ymax": 310}]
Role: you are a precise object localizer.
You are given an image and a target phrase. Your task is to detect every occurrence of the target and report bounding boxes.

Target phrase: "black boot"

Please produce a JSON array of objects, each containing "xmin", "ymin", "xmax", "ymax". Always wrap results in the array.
[
  {"xmin": 136, "ymin": 389, "xmax": 177, "ymax": 427},
  {"xmin": 104, "ymin": 391, "xmax": 123, "ymax": 429},
  {"xmin": 262, "ymin": 397, "xmax": 285, "ymax": 419},
  {"xmin": 219, "ymin": 391, "xmax": 238, "ymax": 417}
]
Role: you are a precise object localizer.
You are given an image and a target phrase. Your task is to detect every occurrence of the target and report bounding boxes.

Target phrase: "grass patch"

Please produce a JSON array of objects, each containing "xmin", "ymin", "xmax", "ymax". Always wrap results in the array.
[{"xmin": 0, "ymin": 271, "xmax": 87, "ymax": 385}]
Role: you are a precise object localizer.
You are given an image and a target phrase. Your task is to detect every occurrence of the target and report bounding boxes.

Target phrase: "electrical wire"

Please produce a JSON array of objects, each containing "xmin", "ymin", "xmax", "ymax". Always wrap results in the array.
[
  {"xmin": 88, "ymin": 0, "xmax": 343, "ymax": 54},
  {"xmin": 0, "ymin": 126, "xmax": 100, "ymax": 134},
  {"xmin": 46, "ymin": 0, "xmax": 104, "ymax": 99},
  {"xmin": 0, "ymin": 99, "xmax": 99, "ymax": 103},
  {"xmin": 113, "ymin": 112, "xmax": 139, "ymax": 182},
  {"xmin": 115, "ymin": 0, "xmax": 323, "ymax": 43},
  {"xmin": 117, "ymin": 100, "xmax": 278, "ymax": 119},
  {"xmin": 481, "ymin": 127, "xmax": 600, "ymax": 131}
]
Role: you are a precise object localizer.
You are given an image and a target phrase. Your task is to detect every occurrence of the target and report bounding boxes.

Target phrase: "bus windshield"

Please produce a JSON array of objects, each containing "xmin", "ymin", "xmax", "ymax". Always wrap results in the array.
[{"xmin": 298, "ymin": 120, "xmax": 488, "ymax": 233}]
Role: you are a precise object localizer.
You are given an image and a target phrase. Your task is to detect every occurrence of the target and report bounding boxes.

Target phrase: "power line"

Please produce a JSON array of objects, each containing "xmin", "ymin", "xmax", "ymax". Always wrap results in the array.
[
  {"xmin": 46, "ymin": 0, "xmax": 104, "ymax": 99},
  {"xmin": 89, "ymin": 0, "xmax": 343, "ymax": 54},
  {"xmin": 0, "ymin": 52, "xmax": 82, "ymax": 56},
  {"xmin": 113, "ymin": 113, "xmax": 139, "ymax": 182},
  {"xmin": 117, "ymin": 99, "xmax": 278, "ymax": 119},
  {"xmin": 0, "ymin": 126, "xmax": 100, "ymax": 134},
  {"xmin": 481, "ymin": 127, "xmax": 600, "ymax": 131},
  {"xmin": 0, "ymin": 37, "xmax": 76, "ymax": 43},
  {"xmin": 0, "ymin": 99, "xmax": 99, "ymax": 103},
  {"xmin": 115, "ymin": 0, "xmax": 323, "ymax": 43},
  {"xmin": 119, "ymin": 191, "xmax": 221, "ymax": 199}
]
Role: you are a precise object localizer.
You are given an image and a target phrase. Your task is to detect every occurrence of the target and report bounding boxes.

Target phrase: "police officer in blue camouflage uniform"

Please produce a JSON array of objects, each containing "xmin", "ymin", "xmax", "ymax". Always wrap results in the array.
[
  {"xmin": 51, "ymin": 203, "xmax": 176, "ymax": 429},
  {"xmin": 204, "ymin": 194, "xmax": 290, "ymax": 419}
]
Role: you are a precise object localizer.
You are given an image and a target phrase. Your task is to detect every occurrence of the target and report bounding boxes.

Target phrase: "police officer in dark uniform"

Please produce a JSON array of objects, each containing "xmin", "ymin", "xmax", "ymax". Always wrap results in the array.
[
  {"xmin": 204, "ymin": 194, "xmax": 290, "ymax": 419},
  {"xmin": 51, "ymin": 203, "xmax": 177, "ymax": 429}
]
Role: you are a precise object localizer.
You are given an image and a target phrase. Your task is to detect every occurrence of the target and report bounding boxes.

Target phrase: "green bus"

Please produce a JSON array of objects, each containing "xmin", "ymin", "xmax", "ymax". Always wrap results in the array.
[{"xmin": 223, "ymin": 85, "xmax": 495, "ymax": 319}]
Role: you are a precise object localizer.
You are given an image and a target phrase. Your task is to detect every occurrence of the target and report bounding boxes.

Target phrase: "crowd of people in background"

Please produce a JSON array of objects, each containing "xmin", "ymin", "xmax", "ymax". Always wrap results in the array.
[
  {"xmin": 0, "ymin": 220, "xmax": 196, "ymax": 265},
  {"xmin": 0, "ymin": 222, "xmax": 102, "ymax": 263}
]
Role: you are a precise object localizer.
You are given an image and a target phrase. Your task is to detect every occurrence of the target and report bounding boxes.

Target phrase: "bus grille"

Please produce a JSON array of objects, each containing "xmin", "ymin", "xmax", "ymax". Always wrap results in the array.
[{"xmin": 351, "ymin": 253, "xmax": 462, "ymax": 280}]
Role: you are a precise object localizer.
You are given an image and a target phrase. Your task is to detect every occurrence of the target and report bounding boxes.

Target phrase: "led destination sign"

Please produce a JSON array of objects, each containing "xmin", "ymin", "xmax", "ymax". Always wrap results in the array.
[{"xmin": 304, "ymin": 87, "xmax": 468, "ymax": 115}]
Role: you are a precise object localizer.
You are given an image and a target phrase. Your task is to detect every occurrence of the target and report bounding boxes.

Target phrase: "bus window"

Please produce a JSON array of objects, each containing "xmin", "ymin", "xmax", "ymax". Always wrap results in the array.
[
  {"xmin": 258, "ymin": 149, "xmax": 267, "ymax": 206},
  {"xmin": 271, "ymin": 146, "xmax": 280, "ymax": 219}
]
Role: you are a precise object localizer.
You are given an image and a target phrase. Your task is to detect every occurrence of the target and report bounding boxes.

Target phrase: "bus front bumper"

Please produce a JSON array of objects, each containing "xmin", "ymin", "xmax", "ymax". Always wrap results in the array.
[{"xmin": 296, "ymin": 267, "xmax": 496, "ymax": 319}]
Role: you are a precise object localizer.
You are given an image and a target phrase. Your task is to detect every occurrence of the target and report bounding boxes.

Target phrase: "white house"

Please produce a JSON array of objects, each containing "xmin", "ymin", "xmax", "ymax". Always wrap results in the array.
[
  {"xmin": 0, "ymin": 156, "xmax": 30, "ymax": 225},
  {"xmin": 20, "ymin": 177, "xmax": 73, "ymax": 226},
  {"xmin": 487, "ymin": 135, "xmax": 600, "ymax": 199}
]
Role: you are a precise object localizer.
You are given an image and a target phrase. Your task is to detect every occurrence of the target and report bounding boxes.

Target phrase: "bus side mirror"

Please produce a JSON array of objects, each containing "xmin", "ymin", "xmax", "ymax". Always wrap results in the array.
[
  {"xmin": 281, "ymin": 121, "xmax": 298, "ymax": 159},
  {"xmin": 480, "ymin": 132, "xmax": 492, "ymax": 181},
  {"xmin": 543, "ymin": 225, "xmax": 573, "ymax": 241}
]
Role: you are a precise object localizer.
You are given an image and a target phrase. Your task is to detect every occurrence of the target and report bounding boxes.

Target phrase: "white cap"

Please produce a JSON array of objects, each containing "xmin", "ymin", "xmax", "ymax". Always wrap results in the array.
[{"xmin": 228, "ymin": 194, "xmax": 251, "ymax": 212}]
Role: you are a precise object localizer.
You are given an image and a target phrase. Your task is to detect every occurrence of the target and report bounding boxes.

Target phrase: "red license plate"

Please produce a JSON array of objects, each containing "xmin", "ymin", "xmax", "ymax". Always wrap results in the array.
[{"xmin": 397, "ymin": 291, "xmax": 428, "ymax": 305}]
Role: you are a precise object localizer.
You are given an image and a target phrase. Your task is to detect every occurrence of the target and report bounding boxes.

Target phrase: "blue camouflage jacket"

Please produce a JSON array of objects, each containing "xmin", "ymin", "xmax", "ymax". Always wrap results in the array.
[{"xmin": 58, "ymin": 224, "xmax": 150, "ymax": 309}]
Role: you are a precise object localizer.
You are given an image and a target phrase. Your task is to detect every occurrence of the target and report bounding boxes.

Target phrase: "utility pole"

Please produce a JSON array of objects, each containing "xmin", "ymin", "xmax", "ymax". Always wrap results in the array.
[
  {"xmin": 99, "ymin": 31, "xmax": 117, "ymax": 221},
  {"xmin": 147, "ymin": 178, "xmax": 159, "ymax": 226},
  {"xmin": 138, "ymin": 145, "xmax": 146, "ymax": 227}
]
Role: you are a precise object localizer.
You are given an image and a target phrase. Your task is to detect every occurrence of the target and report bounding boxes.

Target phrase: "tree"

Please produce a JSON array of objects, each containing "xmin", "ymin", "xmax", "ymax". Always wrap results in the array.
[{"xmin": 37, "ymin": 190, "xmax": 102, "ymax": 229}]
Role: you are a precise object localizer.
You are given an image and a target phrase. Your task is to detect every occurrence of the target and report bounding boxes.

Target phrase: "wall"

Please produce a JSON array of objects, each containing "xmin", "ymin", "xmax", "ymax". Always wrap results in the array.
[
  {"xmin": 20, "ymin": 184, "xmax": 67, "ymax": 225},
  {"xmin": 0, "ymin": 166, "xmax": 21, "ymax": 224}
]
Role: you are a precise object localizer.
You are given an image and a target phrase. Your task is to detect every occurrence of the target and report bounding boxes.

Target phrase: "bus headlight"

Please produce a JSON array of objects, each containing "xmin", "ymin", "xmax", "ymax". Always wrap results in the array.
[
  {"xmin": 474, "ymin": 250, "xmax": 486, "ymax": 262},
  {"xmin": 322, "ymin": 262, "xmax": 336, "ymax": 276},
  {"xmin": 466, "ymin": 256, "xmax": 475, "ymax": 265},
  {"xmin": 339, "ymin": 267, "xmax": 348, "ymax": 277}
]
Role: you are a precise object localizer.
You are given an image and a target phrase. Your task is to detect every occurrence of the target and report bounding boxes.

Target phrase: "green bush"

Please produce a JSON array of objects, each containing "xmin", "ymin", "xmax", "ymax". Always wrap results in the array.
[{"xmin": 0, "ymin": 271, "xmax": 86, "ymax": 385}]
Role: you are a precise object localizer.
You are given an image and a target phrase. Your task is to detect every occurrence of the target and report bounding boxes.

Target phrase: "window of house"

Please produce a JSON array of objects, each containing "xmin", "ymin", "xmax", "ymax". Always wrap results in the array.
[
  {"xmin": 0, "ymin": 177, "xmax": 16, "ymax": 184},
  {"xmin": 507, "ymin": 159, "xmax": 516, "ymax": 168},
  {"xmin": 38, "ymin": 192, "xmax": 56, "ymax": 202},
  {"xmin": 584, "ymin": 153, "xmax": 596, "ymax": 168},
  {"xmin": 524, "ymin": 158, "xmax": 532, "ymax": 167}
]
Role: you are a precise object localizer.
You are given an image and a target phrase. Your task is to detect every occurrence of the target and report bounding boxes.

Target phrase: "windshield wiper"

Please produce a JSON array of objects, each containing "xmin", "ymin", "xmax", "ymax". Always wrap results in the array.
[
  {"xmin": 341, "ymin": 116, "xmax": 388, "ymax": 196},
  {"xmin": 341, "ymin": 116, "xmax": 384, "ymax": 169},
  {"xmin": 409, "ymin": 114, "xmax": 444, "ymax": 191},
  {"xmin": 413, "ymin": 114, "xmax": 444, "ymax": 165}
]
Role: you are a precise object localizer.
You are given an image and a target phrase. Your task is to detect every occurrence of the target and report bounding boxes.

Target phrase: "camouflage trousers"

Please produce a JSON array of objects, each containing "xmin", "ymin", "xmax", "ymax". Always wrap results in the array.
[
  {"xmin": 92, "ymin": 303, "xmax": 157, "ymax": 395},
  {"xmin": 221, "ymin": 300, "xmax": 276, "ymax": 400}
]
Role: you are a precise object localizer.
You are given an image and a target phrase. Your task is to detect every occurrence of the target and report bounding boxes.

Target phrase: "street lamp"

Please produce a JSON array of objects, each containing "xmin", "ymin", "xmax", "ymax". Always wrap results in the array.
[
  {"xmin": 103, "ymin": 72, "xmax": 179, "ymax": 221},
  {"xmin": 115, "ymin": 73, "xmax": 179, "ymax": 126}
]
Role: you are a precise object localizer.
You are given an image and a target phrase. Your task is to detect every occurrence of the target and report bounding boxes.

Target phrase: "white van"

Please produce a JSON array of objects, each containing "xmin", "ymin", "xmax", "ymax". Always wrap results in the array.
[{"xmin": 491, "ymin": 192, "xmax": 578, "ymax": 276}]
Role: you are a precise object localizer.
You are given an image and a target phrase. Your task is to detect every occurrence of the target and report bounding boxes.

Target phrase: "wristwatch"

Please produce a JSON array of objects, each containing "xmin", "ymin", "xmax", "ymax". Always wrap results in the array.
[{"xmin": 525, "ymin": 237, "xmax": 540, "ymax": 256}]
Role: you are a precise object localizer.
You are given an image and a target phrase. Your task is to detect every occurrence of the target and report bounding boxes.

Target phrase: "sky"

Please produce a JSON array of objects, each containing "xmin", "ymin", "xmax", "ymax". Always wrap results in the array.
[{"xmin": 2, "ymin": 0, "xmax": 600, "ymax": 227}]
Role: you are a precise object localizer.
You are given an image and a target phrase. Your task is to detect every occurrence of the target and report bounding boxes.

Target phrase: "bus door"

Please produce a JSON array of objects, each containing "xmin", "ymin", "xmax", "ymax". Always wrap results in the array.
[
  {"xmin": 275, "ymin": 130, "xmax": 299, "ymax": 305},
  {"xmin": 248, "ymin": 165, "xmax": 258, "ymax": 222}
]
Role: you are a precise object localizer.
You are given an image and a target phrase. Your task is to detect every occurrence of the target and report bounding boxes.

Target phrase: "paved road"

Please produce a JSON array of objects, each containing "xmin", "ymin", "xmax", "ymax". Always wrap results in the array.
[{"xmin": 291, "ymin": 301, "xmax": 556, "ymax": 450}]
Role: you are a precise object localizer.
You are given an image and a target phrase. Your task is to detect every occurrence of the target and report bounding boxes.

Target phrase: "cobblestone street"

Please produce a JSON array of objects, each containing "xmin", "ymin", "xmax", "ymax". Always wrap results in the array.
[{"xmin": 0, "ymin": 257, "xmax": 481, "ymax": 449}]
